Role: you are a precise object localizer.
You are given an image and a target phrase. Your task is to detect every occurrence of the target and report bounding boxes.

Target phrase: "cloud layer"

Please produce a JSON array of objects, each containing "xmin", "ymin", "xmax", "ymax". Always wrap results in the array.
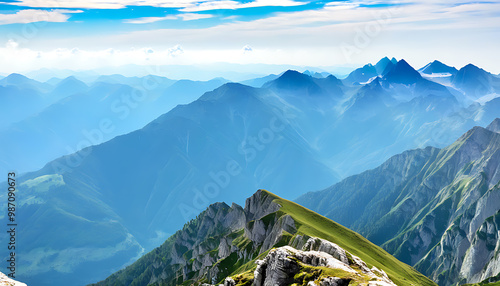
[
  {"xmin": 0, "ymin": 0, "xmax": 498, "ymax": 74},
  {"xmin": 0, "ymin": 9, "xmax": 82, "ymax": 25}
]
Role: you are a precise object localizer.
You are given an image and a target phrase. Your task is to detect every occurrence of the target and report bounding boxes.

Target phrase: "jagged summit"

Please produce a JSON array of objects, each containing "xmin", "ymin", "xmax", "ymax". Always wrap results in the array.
[
  {"xmin": 383, "ymin": 59, "xmax": 422, "ymax": 84},
  {"xmin": 375, "ymin": 56, "xmax": 396, "ymax": 75}
]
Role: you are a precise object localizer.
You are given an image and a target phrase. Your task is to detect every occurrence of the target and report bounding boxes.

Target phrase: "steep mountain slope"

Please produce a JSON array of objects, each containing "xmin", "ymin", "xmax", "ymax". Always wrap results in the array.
[
  {"xmin": 343, "ymin": 57, "xmax": 395, "ymax": 86},
  {"xmin": 383, "ymin": 59, "xmax": 423, "ymax": 85},
  {"xmin": 0, "ymin": 77, "xmax": 226, "ymax": 175},
  {"xmin": 92, "ymin": 190, "xmax": 436, "ymax": 286},
  {"xmin": 239, "ymin": 73, "xmax": 280, "ymax": 88},
  {"xmin": 375, "ymin": 56, "xmax": 397, "ymax": 75},
  {"xmin": 487, "ymin": 118, "xmax": 500, "ymax": 133},
  {"xmin": 297, "ymin": 121, "xmax": 500, "ymax": 285},
  {"xmin": 315, "ymin": 60, "xmax": 461, "ymax": 177},
  {"xmin": 343, "ymin": 64, "xmax": 378, "ymax": 85},
  {"xmin": 0, "ymin": 73, "xmax": 53, "ymax": 93},
  {"xmin": 452, "ymin": 64, "xmax": 500, "ymax": 99},
  {"xmin": 0, "ymin": 83, "xmax": 337, "ymax": 286},
  {"xmin": 49, "ymin": 76, "xmax": 89, "ymax": 101},
  {"xmin": 0, "ymin": 85, "xmax": 46, "ymax": 129}
]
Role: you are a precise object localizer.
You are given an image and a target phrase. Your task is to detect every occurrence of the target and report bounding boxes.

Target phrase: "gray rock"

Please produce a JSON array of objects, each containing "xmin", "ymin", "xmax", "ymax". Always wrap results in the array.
[
  {"xmin": 224, "ymin": 277, "xmax": 236, "ymax": 286},
  {"xmin": 302, "ymin": 237, "xmax": 349, "ymax": 265},
  {"xmin": 244, "ymin": 189, "xmax": 281, "ymax": 221},
  {"xmin": 253, "ymin": 242, "xmax": 396, "ymax": 286},
  {"xmin": 318, "ymin": 277, "xmax": 350, "ymax": 286}
]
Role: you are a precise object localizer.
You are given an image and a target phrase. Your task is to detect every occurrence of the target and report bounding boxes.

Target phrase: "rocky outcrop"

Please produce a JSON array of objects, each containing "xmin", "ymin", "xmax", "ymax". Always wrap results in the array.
[
  {"xmin": 302, "ymin": 237, "xmax": 349, "ymax": 265},
  {"xmin": 94, "ymin": 190, "xmax": 299, "ymax": 286},
  {"xmin": 253, "ymin": 237, "xmax": 396, "ymax": 286},
  {"xmin": 244, "ymin": 189, "xmax": 281, "ymax": 222},
  {"xmin": 459, "ymin": 210, "xmax": 500, "ymax": 284}
]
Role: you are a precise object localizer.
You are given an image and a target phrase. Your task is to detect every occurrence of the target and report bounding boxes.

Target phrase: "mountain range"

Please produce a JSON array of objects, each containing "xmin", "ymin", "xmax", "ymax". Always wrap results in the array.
[
  {"xmin": 297, "ymin": 118, "xmax": 500, "ymax": 286},
  {"xmin": 1, "ymin": 58, "xmax": 500, "ymax": 286},
  {"xmin": 0, "ymin": 74, "xmax": 227, "ymax": 175}
]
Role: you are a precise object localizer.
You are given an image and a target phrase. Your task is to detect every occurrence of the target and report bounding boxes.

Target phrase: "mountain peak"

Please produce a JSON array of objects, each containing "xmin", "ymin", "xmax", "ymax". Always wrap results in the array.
[
  {"xmin": 486, "ymin": 118, "xmax": 500, "ymax": 133},
  {"xmin": 383, "ymin": 59, "xmax": 422, "ymax": 84},
  {"xmin": 375, "ymin": 57, "xmax": 392, "ymax": 74},
  {"xmin": 58, "ymin": 75, "xmax": 86, "ymax": 86},
  {"xmin": 462, "ymin": 63, "xmax": 480, "ymax": 70},
  {"xmin": 199, "ymin": 82, "xmax": 257, "ymax": 101},
  {"xmin": 1, "ymin": 73, "xmax": 32, "ymax": 83},
  {"xmin": 263, "ymin": 69, "xmax": 323, "ymax": 94},
  {"xmin": 280, "ymin": 69, "xmax": 311, "ymax": 81},
  {"xmin": 263, "ymin": 69, "xmax": 313, "ymax": 87},
  {"xmin": 454, "ymin": 125, "xmax": 498, "ymax": 154},
  {"xmin": 457, "ymin": 63, "xmax": 492, "ymax": 76},
  {"xmin": 244, "ymin": 189, "xmax": 281, "ymax": 221},
  {"xmin": 452, "ymin": 63, "xmax": 494, "ymax": 97},
  {"xmin": 419, "ymin": 60, "xmax": 458, "ymax": 75}
]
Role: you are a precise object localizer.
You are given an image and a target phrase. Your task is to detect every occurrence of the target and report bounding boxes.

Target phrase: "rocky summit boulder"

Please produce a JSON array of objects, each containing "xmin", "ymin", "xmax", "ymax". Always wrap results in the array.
[{"xmin": 252, "ymin": 237, "xmax": 396, "ymax": 286}]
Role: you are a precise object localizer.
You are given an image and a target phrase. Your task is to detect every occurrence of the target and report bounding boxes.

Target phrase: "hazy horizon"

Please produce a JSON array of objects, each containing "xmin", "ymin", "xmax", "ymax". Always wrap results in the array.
[{"xmin": 0, "ymin": 0, "xmax": 499, "ymax": 75}]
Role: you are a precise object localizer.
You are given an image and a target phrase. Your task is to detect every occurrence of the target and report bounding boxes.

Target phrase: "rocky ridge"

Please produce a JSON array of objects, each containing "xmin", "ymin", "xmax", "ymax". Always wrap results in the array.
[
  {"xmin": 92, "ymin": 190, "xmax": 299, "ymax": 286},
  {"xmin": 93, "ymin": 190, "xmax": 435, "ymax": 286}
]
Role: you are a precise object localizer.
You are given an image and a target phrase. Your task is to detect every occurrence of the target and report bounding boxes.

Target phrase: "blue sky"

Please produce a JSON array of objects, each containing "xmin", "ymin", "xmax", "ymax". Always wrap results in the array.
[{"xmin": 0, "ymin": 0, "xmax": 499, "ymax": 75}]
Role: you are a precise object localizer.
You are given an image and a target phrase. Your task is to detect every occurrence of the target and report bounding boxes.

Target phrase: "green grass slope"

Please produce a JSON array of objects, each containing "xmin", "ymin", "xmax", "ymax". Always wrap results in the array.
[{"xmin": 267, "ymin": 190, "xmax": 436, "ymax": 286}]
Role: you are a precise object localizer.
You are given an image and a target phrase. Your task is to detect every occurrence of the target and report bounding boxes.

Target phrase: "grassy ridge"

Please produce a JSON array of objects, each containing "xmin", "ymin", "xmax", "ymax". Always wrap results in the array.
[{"xmin": 261, "ymin": 190, "xmax": 436, "ymax": 286}]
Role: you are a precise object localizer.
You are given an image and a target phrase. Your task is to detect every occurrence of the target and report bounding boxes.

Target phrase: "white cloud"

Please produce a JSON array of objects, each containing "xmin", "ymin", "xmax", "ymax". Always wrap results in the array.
[
  {"xmin": 125, "ymin": 15, "xmax": 177, "ymax": 24},
  {"xmin": 125, "ymin": 13, "xmax": 212, "ymax": 24},
  {"xmin": 5, "ymin": 0, "xmax": 304, "ymax": 10},
  {"xmin": 179, "ymin": 0, "xmax": 304, "ymax": 12},
  {"xmin": 0, "ymin": 9, "xmax": 82, "ymax": 25},
  {"xmin": 1, "ymin": 1, "xmax": 499, "ymax": 74},
  {"xmin": 178, "ymin": 13, "xmax": 213, "ymax": 21},
  {"xmin": 0, "ymin": 43, "xmax": 192, "ymax": 73},
  {"xmin": 5, "ymin": 39, "xmax": 19, "ymax": 49}
]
